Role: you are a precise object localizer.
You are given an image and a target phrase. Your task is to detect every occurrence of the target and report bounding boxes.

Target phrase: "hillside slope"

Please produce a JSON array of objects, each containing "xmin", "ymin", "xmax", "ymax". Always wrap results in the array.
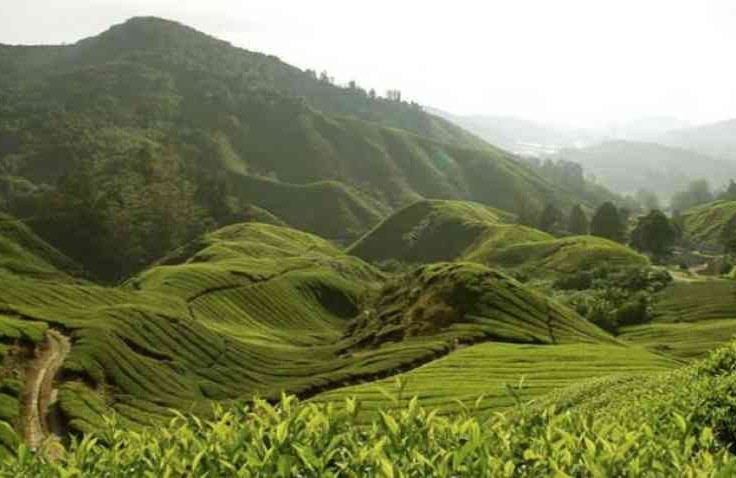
[
  {"xmin": 554, "ymin": 140, "xmax": 736, "ymax": 197},
  {"xmin": 1, "ymin": 17, "xmax": 608, "ymax": 279},
  {"xmin": 680, "ymin": 200, "xmax": 736, "ymax": 249},
  {"xmin": 658, "ymin": 119, "xmax": 736, "ymax": 161},
  {"xmin": 0, "ymin": 212, "xmax": 81, "ymax": 281},
  {"xmin": 349, "ymin": 199, "xmax": 647, "ymax": 275},
  {"xmin": 0, "ymin": 220, "xmax": 626, "ymax": 454}
]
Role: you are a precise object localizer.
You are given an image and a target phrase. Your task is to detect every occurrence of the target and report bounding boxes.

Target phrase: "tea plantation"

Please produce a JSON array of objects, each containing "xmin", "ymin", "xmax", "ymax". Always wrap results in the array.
[{"xmin": 2, "ymin": 207, "xmax": 736, "ymax": 475}]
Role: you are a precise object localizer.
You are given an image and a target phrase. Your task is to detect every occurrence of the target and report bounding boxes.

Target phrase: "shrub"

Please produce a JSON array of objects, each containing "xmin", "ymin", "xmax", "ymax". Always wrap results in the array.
[{"xmin": 0, "ymin": 393, "xmax": 732, "ymax": 477}]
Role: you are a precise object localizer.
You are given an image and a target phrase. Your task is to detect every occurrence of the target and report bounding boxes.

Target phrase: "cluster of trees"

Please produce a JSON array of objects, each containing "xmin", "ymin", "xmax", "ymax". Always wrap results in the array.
[
  {"xmin": 670, "ymin": 179, "xmax": 715, "ymax": 212},
  {"xmin": 304, "ymin": 69, "xmax": 402, "ymax": 104},
  {"xmin": 532, "ymin": 200, "xmax": 678, "ymax": 262},
  {"xmin": 2, "ymin": 142, "xmax": 246, "ymax": 281},
  {"xmin": 669, "ymin": 178, "xmax": 736, "ymax": 213}
]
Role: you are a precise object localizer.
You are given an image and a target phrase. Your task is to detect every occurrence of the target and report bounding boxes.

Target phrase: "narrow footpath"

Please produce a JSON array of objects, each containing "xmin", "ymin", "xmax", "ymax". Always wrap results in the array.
[{"xmin": 20, "ymin": 330, "xmax": 71, "ymax": 449}]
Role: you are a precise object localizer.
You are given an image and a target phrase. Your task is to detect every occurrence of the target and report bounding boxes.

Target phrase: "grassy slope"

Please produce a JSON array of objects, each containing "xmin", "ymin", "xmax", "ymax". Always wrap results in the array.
[
  {"xmin": 0, "ymin": 220, "xmax": 621, "ymax": 455},
  {"xmin": 312, "ymin": 262, "xmax": 676, "ymax": 414},
  {"xmin": 0, "ymin": 17, "xmax": 606, "ymax": 250},
  {"xmin": 349, "ymin": 199, "xmax": 647, "ymax": 276},
  {"xmin": 313, "ymin": 342, "xmax": 679, "ymax": 415},
  {"xmin": 348, "ymin": 200, "xmax": 523, "ymax": 263},
  {"xmin": 0, "ymin": 213, "xmax": 82, "ymax": 281},
  {"xmin": 681, "ymin": 200, "xmax": 736, "ymax": 248},
  {"xmin": 619, "ymin": 281, "xmax": 736, "ymax": 360},
  {"xmin": 474, "ymin": 235, "xmax": 649, "ymax": 276}
]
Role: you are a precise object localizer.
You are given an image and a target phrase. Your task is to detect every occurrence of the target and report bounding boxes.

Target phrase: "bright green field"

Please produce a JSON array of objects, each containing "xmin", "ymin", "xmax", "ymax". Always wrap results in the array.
[
  {"xmin": 0, "ymin": 218, "xmax": 630, "ymax": 457},
  {"xmin": 619, "ymin": 281, "xmax": 736, "ymax": 359},
  {"xmin": 348, "ymin": 199, "xmax": 647, "ymax": 278},
  {"xmin": 681, "ymin": 199, "xmax": 736, "ymax": 248},
  {"xmin": 312, "ymin": 342, "xmax": 679, "ymax": 415}
]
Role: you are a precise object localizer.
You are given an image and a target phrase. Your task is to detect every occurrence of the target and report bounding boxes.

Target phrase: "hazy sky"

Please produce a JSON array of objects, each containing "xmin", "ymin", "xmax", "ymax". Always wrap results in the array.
[{"xmin": 2, "ymin": 0, "xmax": 735, "ymax": 127}]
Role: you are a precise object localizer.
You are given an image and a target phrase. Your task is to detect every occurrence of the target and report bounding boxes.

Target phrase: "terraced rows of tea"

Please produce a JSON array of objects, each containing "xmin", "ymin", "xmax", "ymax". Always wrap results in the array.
[
  {"xmin": 312, "ymin": 342, "xmax": 680, "ymax": 415},
  {"xmin": 619, "ymin": 281, "xmax": 736, "ymax": 359},
  {"xmin": 0, "ymin": 218, "xmax": 664, "ymax": 455},
  {"xmin": 2, "ymin": 212, "xmax": 736, "ymax": 461}
]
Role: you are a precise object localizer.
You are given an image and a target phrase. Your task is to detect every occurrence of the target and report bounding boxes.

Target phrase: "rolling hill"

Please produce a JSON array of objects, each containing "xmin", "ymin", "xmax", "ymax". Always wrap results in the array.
[
  {"xmin": 619, "ymin": 281, "xmax": 736, "ymax": 360},
  {"xmin": 0, "ymin": 16, "xmax": 615, "ymax": 279},
  {"xmin": 0, "ymin": 212, "xmax": 82, "ymax": 281},
  {"xmin": 658, "ymin": 119, "xmax": 736, "ymax": 161},
  {"xmin": 554, "ymin": 140, "xmax": 736, "ymax": 197},
  {"xmin": 348, "ymin": 199, "xmax": 647, "ymax": 276},
  {"xmin": 0, "ymin": 216, "xmax": 640, "ymax": 457},
  {"xmin": 679, "ymin": 200, "xmax": 736, "ymax": 249}
]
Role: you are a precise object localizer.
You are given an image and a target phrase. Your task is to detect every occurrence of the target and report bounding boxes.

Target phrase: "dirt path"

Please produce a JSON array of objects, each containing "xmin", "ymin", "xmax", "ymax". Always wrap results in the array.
[{"xmin": 20, "ymin": 330, "xmax": 71, "ymax": 449}]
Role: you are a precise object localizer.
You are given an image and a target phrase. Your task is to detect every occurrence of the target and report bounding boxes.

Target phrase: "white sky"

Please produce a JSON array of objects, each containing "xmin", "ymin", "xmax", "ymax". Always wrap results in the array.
[{"xmin": 1, "ymin": 0, "xmax": 735, "ymax": 127}]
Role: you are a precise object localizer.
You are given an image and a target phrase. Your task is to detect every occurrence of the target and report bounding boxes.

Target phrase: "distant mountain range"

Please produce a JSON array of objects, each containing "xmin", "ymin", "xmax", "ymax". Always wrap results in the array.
[
  {"xmin": 552, "ymin": 140, "xmax": 736, "ymax": 198},
  {"xmin": 434, "ymin": 107, "xmax": 736, "ymax": 199},
  {"xmin": 657, "ymin": 119, "xmax": 736, "ymax": 161},
  {"xmin": 426, "ymin": 108, "xmax": 578, "ymax": 156}
]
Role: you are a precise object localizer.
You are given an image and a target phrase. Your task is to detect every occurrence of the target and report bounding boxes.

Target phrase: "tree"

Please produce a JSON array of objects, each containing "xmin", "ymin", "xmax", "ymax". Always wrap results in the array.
[
  {"xmin": 368, "ymin": 88, "xmax": 376, "ymax": 99},
  {"xmin": 516, "ymin": 199, "xmax": 538, "ymax": 228},
  {"xmin": 630, "ymin": 209, "xmax": 677, "ymax": 260},
  {"xmin": 590, "ymin": 202, "xmax": 625, "ymax": 243},
  {"xmin": 538, "ymin": 203, "xmax": 562, "ymax": 233},
  {"xmin": 720, "ymin": 213, "xmax": 736, "ymax": 255},
  {"xmin": 618, "ymin": 207, "xmax": 632, "ymax": 226},
  {"xmin": 568, "ymin": 204, "xmax": 589, "ymax": 235}
]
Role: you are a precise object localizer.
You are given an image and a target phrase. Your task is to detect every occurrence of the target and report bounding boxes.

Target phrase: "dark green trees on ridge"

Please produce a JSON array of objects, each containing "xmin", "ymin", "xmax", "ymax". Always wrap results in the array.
[
  {"xmin": 590, "ymin": 202, "xmax": 625, "ymax": 243},
  {"xmin": 630, "ymin": 209, "xmax": 677, "ymax": 260},
  {"xmin": 568, "ymin": 204, "xmax": 589, "ymax": 235},
  {"xmin": 538, "ymin": 203, "xmax": 563, "ymax": 233}
]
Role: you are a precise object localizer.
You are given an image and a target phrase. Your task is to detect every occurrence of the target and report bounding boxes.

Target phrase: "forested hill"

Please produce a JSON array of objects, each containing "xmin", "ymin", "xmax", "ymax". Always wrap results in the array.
[{"xmin": 0, "ymin": 17, "xmax": 610, "ymax": 280}]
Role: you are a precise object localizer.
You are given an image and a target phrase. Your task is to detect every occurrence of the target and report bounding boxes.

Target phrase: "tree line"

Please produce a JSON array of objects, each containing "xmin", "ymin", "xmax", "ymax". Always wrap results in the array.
[{"xmin": 528, "ymin": 201, "xmax": 678, "ymax": 262}]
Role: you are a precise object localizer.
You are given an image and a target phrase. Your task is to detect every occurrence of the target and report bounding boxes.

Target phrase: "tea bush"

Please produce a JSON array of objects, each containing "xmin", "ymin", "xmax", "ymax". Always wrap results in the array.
[
  {"xmin": 2, "ymin": 393, "xmax": 732, "ymax": 477},
  {"xmin": 10, "ymin": 338, "xmax": 736, "ymax": 476}
]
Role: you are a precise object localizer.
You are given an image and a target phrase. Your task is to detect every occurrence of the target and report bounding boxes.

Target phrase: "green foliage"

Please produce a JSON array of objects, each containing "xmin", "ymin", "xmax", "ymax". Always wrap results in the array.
[
  {"xmin": 567, "ymin": 204, "xmax": 589, "ymax": 235},
  {"xmin": 537, "ymin": 202, "xmax": 562, "ymax": 233},
  {"xmin": 2, "ymin": 387, "xmax": 733, "ymax": 476},
  {"xmin": 630, "ymin": 209, "xmax": 678, "ymax": 260},
  {"xmin": 550, "ymin": 265, "xmax": 671, "ymax": 334},
  {"xmin": 349, "ymin": 199, "xmax": 524, "ymax": 264},
  {"xmin": 590, "ymin": 202, "xmax": 626, "ymax": 243},
  {"xmin": 0, "ymin": 17, "xmax": 607, "ymax": 278},
  {"xmin": 680, "ymin": 199, "xmax": 736, "ymax": 250},
  {"xmin": 719, "ymin": 212, "xmax": 736, "ymax": 255},
  {"xmin": 315, "ymin": 342, "xmax": 676, "ymax": 415},
  {"xmin": 479, "ymin": 235, "xmax": 648, "ymax": 277},
  {"xmin": 344, "ymin": 262, "xmax": 614, "ymax": 349},
  {"xmin": 0, "ymin": 212, "xmax": 82, "ymax": 281},
  {"xmin": 671, "ymin": 179, "xmax": 715, "ymax": 212}
]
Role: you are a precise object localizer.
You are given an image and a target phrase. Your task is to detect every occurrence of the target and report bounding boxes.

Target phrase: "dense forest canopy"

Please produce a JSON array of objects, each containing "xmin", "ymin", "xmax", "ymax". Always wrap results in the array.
[{"xmin": 0, "ymin": 17, "xmax": 617, "ymax": 280}]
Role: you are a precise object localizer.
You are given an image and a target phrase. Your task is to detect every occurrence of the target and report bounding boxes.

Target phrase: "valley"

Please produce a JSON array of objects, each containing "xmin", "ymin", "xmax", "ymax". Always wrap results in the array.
[{"xmin": 1, "ymin": 13, "xmax": 736, "ymax": 477}]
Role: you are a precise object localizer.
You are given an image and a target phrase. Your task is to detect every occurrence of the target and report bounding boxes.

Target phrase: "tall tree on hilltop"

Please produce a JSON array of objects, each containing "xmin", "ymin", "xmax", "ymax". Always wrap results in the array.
[
  {"xmin": 538, "ymin": 203, "xmax": 563, "ymax": 233},
  {"xmin": 516, "ymin": 199, "xmax": 538, "ymax": 228},
  {"xmin": 590, "ymin": 202, "xmax": 625, "ymax": 243},
  {"xmin": 630, "ymin": 209, "xmax": 677, "ymax": 261},
  {"xmin": 720, "ymin": 213, "xmax": 736, "ymax": 255},
  {"xmin": 568, "ymin": 204, "xmax": 589, "ymax": 235}
]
